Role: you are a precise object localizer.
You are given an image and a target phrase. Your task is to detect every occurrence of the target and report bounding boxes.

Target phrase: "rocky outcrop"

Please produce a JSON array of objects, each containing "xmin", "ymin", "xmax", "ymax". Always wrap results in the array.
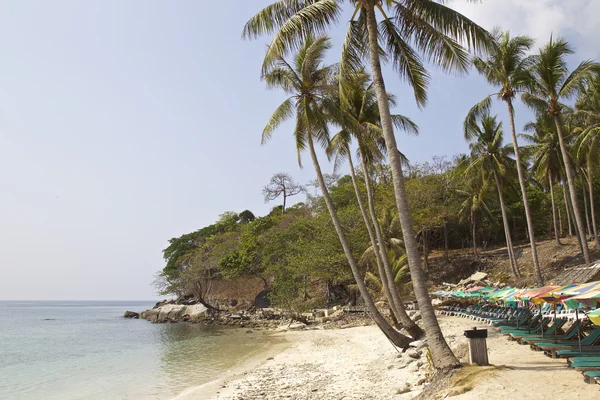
[
  {"xmin": 123, "ymin": 311, "xmax": 140, "ymax": 319},
  {"xmin": 141, "ymin": 303, "xmax": 209, "ymax": 323}
]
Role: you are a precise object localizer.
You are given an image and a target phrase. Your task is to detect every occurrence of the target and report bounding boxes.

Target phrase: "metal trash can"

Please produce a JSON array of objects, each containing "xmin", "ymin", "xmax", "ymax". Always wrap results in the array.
[{"xmin": 464, "ymin": 327, "xmax": 489, "ymax": 366}]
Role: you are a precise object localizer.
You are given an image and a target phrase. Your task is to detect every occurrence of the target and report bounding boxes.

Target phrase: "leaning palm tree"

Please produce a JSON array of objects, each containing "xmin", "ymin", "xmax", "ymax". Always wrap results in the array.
[
  {"xmin": 522, "ymin": 114, "xmax": 568, "ymax": 246},
  {"xmin": 464, "ymin": 29, "xmax": 543, "ymax": 283},
  {"xmin": 260, "ymin": 35, "xmax": 412, "ymax": 348},
  {"xmin": 465, "ymin": 113, "xmax": 521, "ymax": 278},
  {"xmin": 521, "ymin": 36, "xmax": 600, "ymax": 264},
  {"xmin": 244, "ymin": 0, "xmax": 493, "ymax": 371},
  {"xmin": 327, "ymin": 74, "xmax": 423, "ymax": 338}
]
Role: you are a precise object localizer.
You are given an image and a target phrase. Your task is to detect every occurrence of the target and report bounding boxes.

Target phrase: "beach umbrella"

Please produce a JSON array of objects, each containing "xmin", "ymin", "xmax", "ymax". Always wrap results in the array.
[
  {"xmin": 535, "ymin": 284, "xmax": 578, "ymax": 304},
  {"xmin": 567, "ymin": 289, "xmax": 600, "ymax": 308},
  {"xmin": 517, "ymin": 285, "xmax": 561, "ymax": 303},
  {"xmin": 483, "ymin": 287, "xmax": 513, "ymax": 302},
  {"xmin": 557, "ymin": 282, "xmax": 600, "ymax": 351},
  {"xmin": 587, "ymin": 309, "xmax": 600, "ymax": 327},
  {"xmin": 562, "ymin": 282, "xmax": 600, "ymax": 309},
  {"xmin": 531, "ymin": 284, "xmax": 578, "ymax": 343}
]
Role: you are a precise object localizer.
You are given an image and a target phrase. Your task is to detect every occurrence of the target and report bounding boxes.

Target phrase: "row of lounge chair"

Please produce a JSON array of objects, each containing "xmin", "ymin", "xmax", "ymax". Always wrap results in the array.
[{"xmin": 439, "ymin": 302, "xmax": 600, "ymax": 385}]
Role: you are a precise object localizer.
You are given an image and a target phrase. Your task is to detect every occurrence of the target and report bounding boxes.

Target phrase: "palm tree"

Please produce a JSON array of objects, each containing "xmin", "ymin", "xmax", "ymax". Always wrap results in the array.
[
  {"xmin": 327, "ymin": 74, "xmax": 423, "ymax": 338},
  {"xmin": 522, "ymin": 114, "xmax": 567, "ymax": 246},
  {"xmin": 521, "ymin": 36, "xmax": 600, "ymax": 264},
  {"xmin": 366, "ymin": 250, "xmax": 409, "ymax": 293},
  {"xmin": 465, "ymin": 29, "xmax": 544, "ymax": 284},
  {"xmin": 456, "ymin": 172, "xmax": 493, "ymax": 259},
  {"xmin": 574, "ymin": 79, "xmax": 600, "ymax": 249},
  {"xmin": 260, "ymin": 35, "xmax": 413, "ymax": 348},
  {"xmin": 244, "ymin": 0, "xmax": 493, "ymax": 371},
  {"xmin": 465, "ymin": 113, "xmax": 521, "ymax": 278}
]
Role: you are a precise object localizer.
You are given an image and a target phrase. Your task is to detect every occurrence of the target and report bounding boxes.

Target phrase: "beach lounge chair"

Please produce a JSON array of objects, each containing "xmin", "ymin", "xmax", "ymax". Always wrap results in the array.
[
  {"xmin": 555, "ymin": 348, "xmax": 600, "ymax": 358},
  {"xmin": 582, "ymin": 371, "xmax": 600, "ymax": 384},
  {"xmin": 539, "ymin": 328, "xmax": 600, "ymax": 358},
  {"xmin": 509, "ymin": 318, "xmax": 566, "ymax": 341},
  {"xmin": 521, "ymin": 320, "xmax": 582, "ymax": 345}
]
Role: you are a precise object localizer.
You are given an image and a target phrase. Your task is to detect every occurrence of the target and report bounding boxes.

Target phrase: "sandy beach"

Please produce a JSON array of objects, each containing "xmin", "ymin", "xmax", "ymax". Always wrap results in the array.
[{"xmin": 178, "ymin": 316, "xmax": 600, "ymax": 400}]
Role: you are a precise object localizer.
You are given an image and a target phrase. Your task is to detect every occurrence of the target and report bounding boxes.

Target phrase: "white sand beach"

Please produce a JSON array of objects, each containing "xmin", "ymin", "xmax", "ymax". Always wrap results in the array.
[{"xmin": 179, "ymin": 316, "xmax": 600, "ymax": 400}]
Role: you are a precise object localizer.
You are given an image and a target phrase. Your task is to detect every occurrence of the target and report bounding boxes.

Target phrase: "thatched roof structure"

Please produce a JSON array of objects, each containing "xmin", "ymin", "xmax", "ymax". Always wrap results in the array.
[{"xmin": 552, "ymin": 261, "xmax": 600, "ymax": 285}]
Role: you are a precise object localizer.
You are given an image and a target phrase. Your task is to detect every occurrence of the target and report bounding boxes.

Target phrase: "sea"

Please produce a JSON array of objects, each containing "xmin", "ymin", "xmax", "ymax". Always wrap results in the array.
[{"xmin": 0, "ymin": 301, "xmax": 278, "ymax": 400}]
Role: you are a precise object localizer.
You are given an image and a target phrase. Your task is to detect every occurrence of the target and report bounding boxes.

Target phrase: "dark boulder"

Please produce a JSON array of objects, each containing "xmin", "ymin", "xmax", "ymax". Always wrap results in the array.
[
  {"xmin": 123, "ymin": 311, "xmax": 140, "ymax": 319},
  {"xmin": 254, "ymin": 290, "xmax": 271, "ymax": 309}
]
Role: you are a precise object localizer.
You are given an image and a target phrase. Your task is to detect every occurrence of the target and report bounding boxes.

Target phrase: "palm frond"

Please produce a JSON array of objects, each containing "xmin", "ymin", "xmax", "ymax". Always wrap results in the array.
[
  {"xmin": 378, "ymin": 17, "xmax": 429, "ymax": 108},
  {"xmin": 262, "ymin": 97, "xmax": 295, "ymax": 144}
]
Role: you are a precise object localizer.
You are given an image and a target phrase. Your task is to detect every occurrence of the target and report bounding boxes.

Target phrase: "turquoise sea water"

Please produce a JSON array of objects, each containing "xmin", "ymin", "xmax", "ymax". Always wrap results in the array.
[{"xmin": 0, "ymin": 301, "xmax": 276, "ymax": 400}]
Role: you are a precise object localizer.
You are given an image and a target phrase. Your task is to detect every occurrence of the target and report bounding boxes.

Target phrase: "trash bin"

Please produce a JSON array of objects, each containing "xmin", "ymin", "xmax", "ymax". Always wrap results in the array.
[{"xmin": 464, "ymin": 327, "xmax": 489, "ymax": 366}]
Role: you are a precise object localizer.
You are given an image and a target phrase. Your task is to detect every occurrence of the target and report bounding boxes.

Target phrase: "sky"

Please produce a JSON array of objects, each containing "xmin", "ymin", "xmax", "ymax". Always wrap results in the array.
[{"xmin": 1, "ymin": 1, "xmax": 599, "ymax": 300}]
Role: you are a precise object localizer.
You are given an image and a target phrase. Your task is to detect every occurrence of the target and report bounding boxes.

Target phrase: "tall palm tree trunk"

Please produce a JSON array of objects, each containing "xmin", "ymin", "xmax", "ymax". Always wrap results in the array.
[
  {"xmin": 586, "ymin": 168, "xmax": 599, "ymax": 249},
  {"xmin": 565, "ymin": 181, "xmax": 585, "ymax": 250},
  {"xmin": 364, "ymin": 4, "xmax": 459, "ymax": 370},
  {"xmin": 494, "ymin": 173, "xmax": 521, "ymax": 277},
  {"xmin": 306, "ymin": 134, "xmax": 412, "ymax": 349},
  {"xmin": 558, "ymin": 207, "xmax": 563, "ymax": 237},
  {"xmin": 549, "ymin": 174, "xmax": 562, "ymax": 246},
  {"xmin": 357, "ymin": 147, "xmax": 424, "ymax": 339},
  {"xmin": 472, "ymin": 211, "xmax": 478, "ymax": 258},
  {"xmin": 444, "ymin": 222, "xmax": 449, "ymax": 260},
  {"xmin": 346, "ymin": 153, "xmax": 394, "ymax": 308},
  {"xmin": 563, "ymin": 181, "xmax": 574, "ymax": 236},
  {"xmin": 507, "ymin": 99, "xmax": 543, "ymax": 284},
  {"xmin": 553, "ymin": 116, "xmax": 592, "ymax": 263},
  {"xmin": 583, "ymin": 182, "xmax": 592, "ymax": 237}
]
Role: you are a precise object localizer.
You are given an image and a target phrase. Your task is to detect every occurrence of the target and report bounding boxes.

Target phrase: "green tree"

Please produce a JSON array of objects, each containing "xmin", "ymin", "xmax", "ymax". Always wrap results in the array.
[
  {"xmin": 574, "ymin": 78, "xmax": 600, "ymax": 249},
  {"xmin": 523, "ymin": 115, "xmax": 567, "ymax": 246},
  {"xmin": 259, "ymin": 35, "xmax": 413, "ymax": 348},
  {"xmin": 465, "ymin": 29, "xmax": 543, "ymax": 283},
  {"xmin": 327, "ymin": 72, "xmax": 422, "ymax": 338},
  {"xmin": 465, "ymin": 113, "xmax": 521, "ymax": 277},
  {"xmin": 244, "ymin": 0, "xmax": 493, "ymax": 370},
  {"xmin": 521, "ymin": 36, "xmax": 600, "ymax": 263}
]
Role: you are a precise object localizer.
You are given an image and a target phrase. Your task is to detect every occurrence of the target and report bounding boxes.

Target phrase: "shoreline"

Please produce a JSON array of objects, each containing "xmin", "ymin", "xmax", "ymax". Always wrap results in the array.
[
  {"xmin": 172, "ymin": 316, "xmax": 600, "ymax": 400},
  {"xmin": 174, "ymin": 331, "xmax": 292, "ymax": 400},
  {"xmin": 179, "ymin": 325, "xmax": 432, "ymax": 400}
]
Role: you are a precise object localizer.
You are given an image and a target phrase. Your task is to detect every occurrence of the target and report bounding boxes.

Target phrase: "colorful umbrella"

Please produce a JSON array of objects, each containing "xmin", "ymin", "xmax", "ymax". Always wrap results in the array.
[
  {"xmin": 517, "ymin": 285, "xmax": 560, "ymax": 303},
  {"xmin": 562, "ymin": 281, "xmax": 600, "ymax": 309},
  {"xmin": 567, "ymin": 289, "xmax": 600, "ymax": 307},
  {"xmin": 587, "ymin": 309, "xmax": 600, "ymax": 326}
]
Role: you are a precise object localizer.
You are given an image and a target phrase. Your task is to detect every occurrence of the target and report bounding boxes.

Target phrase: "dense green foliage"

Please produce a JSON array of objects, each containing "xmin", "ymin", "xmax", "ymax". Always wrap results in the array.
[{"xmin": 157, "ymin": 153, "xmax": 600, "ymax": 306}]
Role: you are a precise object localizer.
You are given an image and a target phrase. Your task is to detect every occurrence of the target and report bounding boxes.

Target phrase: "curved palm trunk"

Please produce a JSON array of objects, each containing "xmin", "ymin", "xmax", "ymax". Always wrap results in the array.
[
  {"xmin": 586, "ymin": 168, "xmax": 599, "ymax": 249},
  {"xmin": 549, "ymin": 173, "xmax": 562, "ymax": 246},
  {"xmin": 348, "ymin": 151, "xmax": 420, "ymax": 335},
  {"xmin": 306, "ymin": 134, "xmax": 412, "ymax": 349},
  {"xmin": 364, "ymin": 4, "xmax": 458, "ymax": 370},
  {"xmin": 494, "ymin": 173, "xmax": 521, "ymax": 278},
  {"xmin": 554, "ymin": 115, "xmax": 592, "ymax": 263},
  {"xmin": 506, "ymin": 99, "xmax": 543, "ymax": 284},
  {"xmin": 357, "ymin": 146, "xmax": 424, "ymax": 339}
]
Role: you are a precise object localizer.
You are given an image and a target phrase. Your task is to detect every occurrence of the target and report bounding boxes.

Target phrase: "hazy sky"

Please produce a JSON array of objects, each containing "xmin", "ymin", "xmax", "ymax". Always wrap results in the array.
[{"xmin": 1, "ymin": 1, "xmax": 599, "ymax": 300}]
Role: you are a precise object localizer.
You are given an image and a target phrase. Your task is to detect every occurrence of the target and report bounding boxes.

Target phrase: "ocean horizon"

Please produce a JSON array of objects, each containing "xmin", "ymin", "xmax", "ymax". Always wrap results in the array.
[{"xmin": 0, "ymin": 300, "xmax": 277, "ymax": 400}]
